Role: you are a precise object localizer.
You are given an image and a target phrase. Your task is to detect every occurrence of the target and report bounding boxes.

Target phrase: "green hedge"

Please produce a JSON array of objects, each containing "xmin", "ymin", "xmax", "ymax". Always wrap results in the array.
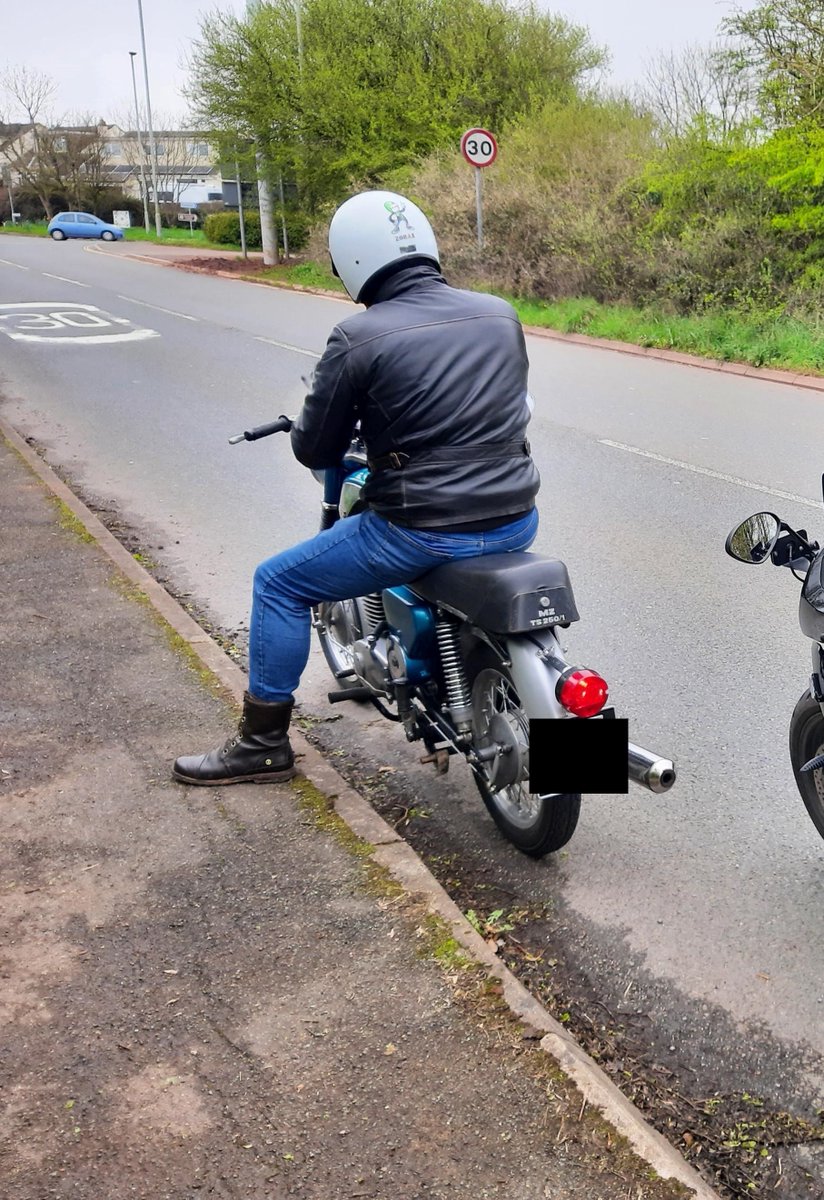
[{"xmin": 202, "ymin": 209, "xmax": 308, "ymax": 251}]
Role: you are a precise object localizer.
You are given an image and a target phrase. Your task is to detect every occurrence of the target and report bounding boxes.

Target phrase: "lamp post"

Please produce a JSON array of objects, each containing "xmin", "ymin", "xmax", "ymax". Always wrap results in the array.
[
  {"xmin": 128, "ymin": 52, "xmax": 151, "ymax": 232},
  {"xmin": 135, "ymin": 0, "xmax": 162, "ymax": 237},
  {"xmin": 245, "ymin": 0, "xmax": 277, "ymax": 265}
]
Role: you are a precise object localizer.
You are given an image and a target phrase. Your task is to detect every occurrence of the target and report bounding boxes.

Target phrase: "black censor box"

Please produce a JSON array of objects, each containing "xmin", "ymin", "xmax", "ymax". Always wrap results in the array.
[{"xmin": 529, "ymin": 718, "xmax": 629, "ymax": 794}]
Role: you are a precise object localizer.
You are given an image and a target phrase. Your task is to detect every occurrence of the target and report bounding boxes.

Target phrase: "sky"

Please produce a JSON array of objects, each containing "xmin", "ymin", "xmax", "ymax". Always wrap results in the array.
[{"xmin": 1, "ymin": 0, "xmax": 753, "ymax": 127}]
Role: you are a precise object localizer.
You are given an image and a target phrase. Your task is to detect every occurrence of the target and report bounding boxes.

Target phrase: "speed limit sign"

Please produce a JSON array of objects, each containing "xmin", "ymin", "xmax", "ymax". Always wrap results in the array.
[{"xmin": 461, "ymin": 128, "xmax": 498, "ymax": 168}]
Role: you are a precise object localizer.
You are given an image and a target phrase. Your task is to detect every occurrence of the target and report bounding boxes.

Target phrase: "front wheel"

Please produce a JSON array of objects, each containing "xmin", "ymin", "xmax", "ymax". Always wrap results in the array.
[
  {"xmin": 789, "ymin": 690, "xmax": 824, "ymax": 841},
  {"xmin": 101, "ymin": 230, "xmax": 116, "ymax": 241},
  {"xmin": 468, "ymin": 648, "xmax": 580, "ymax": 858}
]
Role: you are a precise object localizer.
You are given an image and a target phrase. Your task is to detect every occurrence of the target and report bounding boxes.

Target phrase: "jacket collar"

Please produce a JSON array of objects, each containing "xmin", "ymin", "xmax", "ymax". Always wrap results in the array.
[{"xmin": 365, "ymin": 262, "xmax": 446, "ymax": 306}]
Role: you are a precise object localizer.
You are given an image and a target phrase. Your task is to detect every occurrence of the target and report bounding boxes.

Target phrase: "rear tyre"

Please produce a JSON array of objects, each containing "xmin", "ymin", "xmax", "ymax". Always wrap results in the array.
[
  {"xmin": 315, "ymin": 599, "xmax": 370, "ymax": 700},
  {"xmin": 101, "ymin": 230, "xmax": 116, "ymax": 241},
  {"xmin": 50, "ymin": 229, "xmax": 66, "ymax": 240},
  {"xmin": 467, "ymin": 648, "xmax": 580, "ymax": 857},
  {"xmin": 789, "ymin": 689, "xmax": 824, "ymax": 841}
]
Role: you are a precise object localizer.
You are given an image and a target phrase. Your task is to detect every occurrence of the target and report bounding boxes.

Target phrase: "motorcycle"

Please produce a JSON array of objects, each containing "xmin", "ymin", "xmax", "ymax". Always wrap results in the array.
[
  {"xmin": 231, "ymin": 415, "xmax": 676, "ymax": 858},
  {"xmin": 726, "ymin": 497, "xmax": 824, "ymax": 841}
]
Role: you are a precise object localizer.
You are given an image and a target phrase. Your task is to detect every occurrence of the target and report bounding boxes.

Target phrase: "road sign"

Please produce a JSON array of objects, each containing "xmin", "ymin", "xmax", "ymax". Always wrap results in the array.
[
  {"xmin": 460, "ymin": 128, "xmax": 498, "ymax": 169},
  {"xmin": 460, "ymin": 129, "xmax": 498, "ymax": 251}
]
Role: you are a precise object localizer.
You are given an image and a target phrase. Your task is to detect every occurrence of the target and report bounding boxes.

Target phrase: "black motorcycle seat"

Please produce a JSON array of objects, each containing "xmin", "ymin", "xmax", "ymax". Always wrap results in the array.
[{"xmin": 411, "ymin": 552, "xmax": 579, "ymax": 633}]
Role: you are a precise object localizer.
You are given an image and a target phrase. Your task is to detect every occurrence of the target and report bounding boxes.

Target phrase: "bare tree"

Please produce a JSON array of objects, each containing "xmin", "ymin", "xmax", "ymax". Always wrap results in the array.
[
  {"xmin": 1, "ymin": 66, "xmax": 58, "ymax": 215},
  {"xmin": 2, "ymin": 65, "xmax": 55, "ymax": 125},
  {"xmin": 639, "ymin": 42, "xmax": 755, "ymax": 142}
]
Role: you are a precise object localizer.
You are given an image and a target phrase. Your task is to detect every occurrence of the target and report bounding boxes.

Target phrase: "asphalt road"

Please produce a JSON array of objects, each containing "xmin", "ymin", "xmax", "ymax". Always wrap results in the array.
[{"xmin": 3, "ymin": 235, "xmax": 824, "ymax": 1126}]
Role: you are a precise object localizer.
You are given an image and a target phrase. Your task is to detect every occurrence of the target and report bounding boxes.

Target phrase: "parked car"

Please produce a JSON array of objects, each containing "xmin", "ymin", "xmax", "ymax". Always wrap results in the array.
[{"xmin": 47, "ymin": 212, "xmax": 124, "ymax": 242}]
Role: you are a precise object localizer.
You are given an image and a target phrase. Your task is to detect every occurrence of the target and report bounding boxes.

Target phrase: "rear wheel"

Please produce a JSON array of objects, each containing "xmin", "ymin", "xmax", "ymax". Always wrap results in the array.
[
  {"xmin": 789, "ymin": 690, "xmax": 824, "ymax": 841},
  {"xmin": 315, "ymin": 599, "xmax": 369, "ymax": 699},
  {"xmin": 50, "ymin": 229, "xmax": 66, "ymax": 240},
  {"xmin": 468, "ymin": 648, "xmax": 580, "ymax": 857}
]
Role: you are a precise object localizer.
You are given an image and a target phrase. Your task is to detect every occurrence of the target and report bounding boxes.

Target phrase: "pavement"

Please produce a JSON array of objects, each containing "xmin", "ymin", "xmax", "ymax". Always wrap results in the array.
[{"xmin": 0, "ymin": 426, "xmax": 719, "ymax": 1200}]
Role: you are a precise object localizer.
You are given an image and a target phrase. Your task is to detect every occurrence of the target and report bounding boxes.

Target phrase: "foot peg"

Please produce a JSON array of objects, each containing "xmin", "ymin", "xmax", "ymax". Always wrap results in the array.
[
  {"xmin": 328, "ymin": 687, "xmax": 374, "ymax": 703},
  {"xmin": 420, "ymin": 749, "xmax": 450, "ymax": 775}
]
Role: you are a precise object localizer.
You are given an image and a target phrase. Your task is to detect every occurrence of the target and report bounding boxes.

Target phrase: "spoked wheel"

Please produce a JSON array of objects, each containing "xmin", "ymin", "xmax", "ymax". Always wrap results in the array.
[
  {"xmin": 468, "ymin": 648, "xmax": 580, "ymax": 858},
  {"xmin": 315, "ymin": 599, "xmax": 369, "ymax": 699},
  {"xmin": 789, "ymin": 690, "xmax": 824, "ymax": 841}
]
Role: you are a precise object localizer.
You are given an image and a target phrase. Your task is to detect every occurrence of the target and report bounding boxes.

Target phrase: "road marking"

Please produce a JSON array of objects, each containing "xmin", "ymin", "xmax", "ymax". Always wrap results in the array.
[
  {"xmin": 0, "ymin": 301, "xmax": 159, "ymax": 345},
  {"xmin": 43, "ymin": 272, "xmax": 91, "ymax": 288},
  {"xmin": 0, "ymin": 258, "xmax": 29, "ymax": 270},
  {"xmin": 4, "ymin": 328, "xmax": 159, "ymax": 344},
  {"xmin": 117, "ymin": 295, "xmax": 199, "ymax": 322},
  {"xmin": 599, "ymin": 439, "xmax": 820, "ymax": 510},
  {"xmin": 255, "ymin": 335, "xmax": 321, "ymax": 359}
]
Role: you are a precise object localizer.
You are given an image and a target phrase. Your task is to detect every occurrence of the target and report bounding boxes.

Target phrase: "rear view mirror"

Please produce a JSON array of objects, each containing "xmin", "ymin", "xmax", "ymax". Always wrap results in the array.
[{"xmin": 725, "ymin": 512, "xmax": 780, "ymax": 564}]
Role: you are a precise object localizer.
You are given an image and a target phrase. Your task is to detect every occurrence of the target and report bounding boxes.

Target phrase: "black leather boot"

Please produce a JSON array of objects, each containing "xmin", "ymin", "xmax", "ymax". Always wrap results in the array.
[{"xmin": 173, "ymin": 692, "xmax": 297, "ymax": 786}]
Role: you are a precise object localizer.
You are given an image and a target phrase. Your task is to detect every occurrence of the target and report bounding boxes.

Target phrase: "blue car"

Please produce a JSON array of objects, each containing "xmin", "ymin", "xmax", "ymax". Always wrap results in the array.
[{"xmin": 47, "ymin": 212, "xmax": 124, "ymax": 241}]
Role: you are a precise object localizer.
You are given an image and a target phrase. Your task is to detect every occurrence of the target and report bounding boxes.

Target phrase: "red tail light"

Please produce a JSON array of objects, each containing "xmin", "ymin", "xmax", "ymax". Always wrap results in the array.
[{"xmin": 557, "ymin": 668, "xmax": 609, "ymax": 719}]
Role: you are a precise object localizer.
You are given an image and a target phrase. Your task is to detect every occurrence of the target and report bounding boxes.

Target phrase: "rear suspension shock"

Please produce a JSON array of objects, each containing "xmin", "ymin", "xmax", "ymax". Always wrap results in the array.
[{"xmin": 435, "ymin": 615, "xmax": 473, "ymax": 732}]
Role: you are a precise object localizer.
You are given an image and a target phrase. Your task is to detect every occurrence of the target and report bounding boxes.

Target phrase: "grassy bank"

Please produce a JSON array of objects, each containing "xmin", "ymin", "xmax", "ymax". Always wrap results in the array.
[{"xmin": 513, "ymin": 296, "xmax": 824, "ymax": 375}]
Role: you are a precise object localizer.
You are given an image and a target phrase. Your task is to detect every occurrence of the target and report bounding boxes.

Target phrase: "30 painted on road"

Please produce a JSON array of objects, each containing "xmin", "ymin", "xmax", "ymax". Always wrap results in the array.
[{"xmin": 0, "ymin": 301, "xmax": 159, "ymax": 345}]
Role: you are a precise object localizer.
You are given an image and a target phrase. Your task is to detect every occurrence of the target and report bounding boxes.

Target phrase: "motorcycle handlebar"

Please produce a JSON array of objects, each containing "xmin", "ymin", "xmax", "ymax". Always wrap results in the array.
[{"xmin": 228, "ymin": 415, "xmax": 294, "ymax": 445}]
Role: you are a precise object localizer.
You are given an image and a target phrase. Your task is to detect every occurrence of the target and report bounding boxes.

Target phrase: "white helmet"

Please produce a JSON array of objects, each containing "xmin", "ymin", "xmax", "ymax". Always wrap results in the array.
[{"xmin": 328, "ymin": 190, "xmax": 440, "ymax": 302}]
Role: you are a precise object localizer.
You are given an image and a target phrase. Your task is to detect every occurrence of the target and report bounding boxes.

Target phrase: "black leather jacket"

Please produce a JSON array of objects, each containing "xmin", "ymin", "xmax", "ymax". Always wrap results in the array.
[{"xmin": 290, "ymin": 263, "xmax": 540, "ymax": 528}]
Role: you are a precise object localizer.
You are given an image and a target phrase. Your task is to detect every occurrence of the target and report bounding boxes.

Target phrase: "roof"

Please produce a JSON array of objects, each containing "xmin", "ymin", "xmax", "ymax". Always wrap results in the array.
[{"xmin": 0, "ymin": 122, "xmax": 27, "ymax": 148}]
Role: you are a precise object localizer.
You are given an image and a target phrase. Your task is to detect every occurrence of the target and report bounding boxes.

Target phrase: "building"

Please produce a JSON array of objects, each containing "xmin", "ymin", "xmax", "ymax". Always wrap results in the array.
[
  {"xmin": 0, "ymin": 121, "xmax": 228, "ymax": 217},
  {"xmin": 99, "ymin": 125, "xmax": 224, "ymax": 208}
]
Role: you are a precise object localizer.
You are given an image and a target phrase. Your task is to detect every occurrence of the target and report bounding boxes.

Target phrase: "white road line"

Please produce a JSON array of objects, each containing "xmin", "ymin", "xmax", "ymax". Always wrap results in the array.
[
  {"xmin": 42, "ymin": 272, "xmax": 91, "ymax": 288},
  {"xmin": 0, "ymin": 258, "xmax": 30, "ymax": 270},
  {"xmin": 117, "ymin": 295, "xmax": 199, "ymax": 322},
  {"xmin": 0, "ymin": 300, "xmax": 99, "ymax": 309},
  {"xmin": 255, "ymin": 335, "xmax": 321, "ymax": 359},
  {"xmin": 3, "ymin": 329, "xmax": 160, "ymax": 345},
  {"xmin": 599, "ymin": 438, "xmax": 820, "ymax": 510}
]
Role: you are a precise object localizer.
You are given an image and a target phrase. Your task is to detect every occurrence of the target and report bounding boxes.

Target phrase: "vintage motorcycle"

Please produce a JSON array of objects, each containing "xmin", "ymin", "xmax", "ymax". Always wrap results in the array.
[
  {"xmin": 231, "ymin": 416, "xmax": 676, "ymax": 858},
  {"xmin": 726, "ymin": 500, "xmax": 824, "ymax": 841}
]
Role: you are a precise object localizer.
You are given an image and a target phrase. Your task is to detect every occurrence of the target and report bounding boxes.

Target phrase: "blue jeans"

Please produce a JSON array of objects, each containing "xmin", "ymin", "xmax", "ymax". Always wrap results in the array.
[{"xmin": 249, "ymin": 508, "xmax": 539, "ymax": 701}]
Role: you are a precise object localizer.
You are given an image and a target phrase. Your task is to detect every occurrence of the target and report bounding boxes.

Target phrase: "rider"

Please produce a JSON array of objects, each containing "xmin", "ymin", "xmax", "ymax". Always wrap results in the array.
[{"xmin": 173, "ymin": 190, "xmax": 541, "ymax": 786}]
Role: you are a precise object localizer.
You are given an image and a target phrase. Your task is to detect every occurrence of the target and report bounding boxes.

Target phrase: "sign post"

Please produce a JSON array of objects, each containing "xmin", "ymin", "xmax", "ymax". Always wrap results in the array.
[{"xmin": 460, "ymin": 127, "xmax": 498, "ymax": 250}]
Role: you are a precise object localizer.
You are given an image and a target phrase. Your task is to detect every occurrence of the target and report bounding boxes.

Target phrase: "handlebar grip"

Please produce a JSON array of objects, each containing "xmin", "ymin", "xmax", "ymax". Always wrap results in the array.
[{"xmin": 228, "ymin": 415, "xmax": 294, "ymax": 444}]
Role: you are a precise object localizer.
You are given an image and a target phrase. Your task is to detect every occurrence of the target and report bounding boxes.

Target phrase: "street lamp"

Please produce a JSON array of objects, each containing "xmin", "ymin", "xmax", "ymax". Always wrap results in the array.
[
  {"xmin": 135, "ymin": 0, "xmax": 162, "ymax": 237},
  {"xmin": 128, "ymin": 52, "xmax": 151, "ymax": 232}
]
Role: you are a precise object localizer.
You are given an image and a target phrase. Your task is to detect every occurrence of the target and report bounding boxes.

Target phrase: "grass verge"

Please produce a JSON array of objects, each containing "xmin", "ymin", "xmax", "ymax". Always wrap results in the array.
[
  {"xmin": 0, "ymin": 222, "xmax": 46, "ymax": 237},
  {"xmin": 253, "ymin": 261, "xmax": 347, "ymax": 292},
  {"xmin": 0, "ymin": 223, "xmax": 229, "ymax": 249},
  {"xmin": 509, "ymin": 295, "xmax": 824, "ymax": 376}
]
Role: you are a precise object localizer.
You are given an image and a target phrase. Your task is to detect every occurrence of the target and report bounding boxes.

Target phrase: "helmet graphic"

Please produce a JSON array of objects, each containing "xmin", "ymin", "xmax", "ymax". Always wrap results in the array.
[{"xmin": 328, "ymin": 190, "xmax": 439, "ymax": 302}]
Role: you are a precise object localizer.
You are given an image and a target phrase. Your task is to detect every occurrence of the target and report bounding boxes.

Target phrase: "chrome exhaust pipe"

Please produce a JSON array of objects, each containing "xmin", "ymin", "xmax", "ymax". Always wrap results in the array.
[{"xmin": 628, "ymin": 742, "xmax": 676, "ymax": 793}]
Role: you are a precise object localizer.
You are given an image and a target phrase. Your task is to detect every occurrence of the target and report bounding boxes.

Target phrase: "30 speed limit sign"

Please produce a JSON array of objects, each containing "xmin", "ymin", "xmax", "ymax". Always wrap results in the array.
[{"xmin": 461, "ymin": 128, "xmax": 498, "ymax": 168}]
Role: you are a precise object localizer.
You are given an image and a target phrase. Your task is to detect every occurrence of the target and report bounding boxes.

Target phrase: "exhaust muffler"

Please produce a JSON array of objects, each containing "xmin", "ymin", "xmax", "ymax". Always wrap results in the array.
[{"xmin": 628, "ymin": 743, "xmax": 676, "ymax": 793}]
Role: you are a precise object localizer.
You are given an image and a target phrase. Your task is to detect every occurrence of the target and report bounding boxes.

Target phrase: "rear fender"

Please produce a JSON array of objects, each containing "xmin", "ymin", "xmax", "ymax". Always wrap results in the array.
[{"xmin": 504, "ymin": 630, "xmax": 570, "ymax": 719}]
